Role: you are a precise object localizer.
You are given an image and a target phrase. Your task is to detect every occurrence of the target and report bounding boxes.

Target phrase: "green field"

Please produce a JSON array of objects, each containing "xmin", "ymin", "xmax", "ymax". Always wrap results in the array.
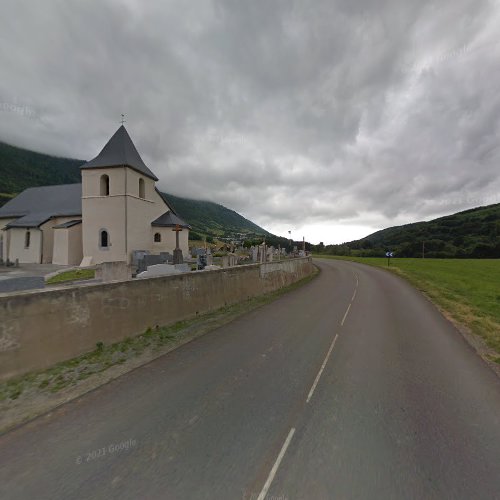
[{"xmin": 316, "ymin": 256, "xmax": 500, "ymax": 362}]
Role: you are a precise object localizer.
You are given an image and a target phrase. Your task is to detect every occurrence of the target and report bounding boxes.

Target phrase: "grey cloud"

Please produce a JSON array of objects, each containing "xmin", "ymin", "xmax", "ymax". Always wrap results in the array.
[{"xmin": 1, "ymin": 0, "xmax": 499, "ymax": 243}]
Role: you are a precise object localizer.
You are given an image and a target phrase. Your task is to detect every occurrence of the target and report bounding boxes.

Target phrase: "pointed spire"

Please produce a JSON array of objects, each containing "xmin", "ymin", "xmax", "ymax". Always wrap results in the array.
[{"xmin": 81, "ymin": 125, "xmax": 158, "ymax": 181}]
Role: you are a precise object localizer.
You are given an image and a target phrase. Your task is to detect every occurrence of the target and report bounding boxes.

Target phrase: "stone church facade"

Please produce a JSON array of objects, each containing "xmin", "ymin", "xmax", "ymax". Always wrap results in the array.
[{"xmin": 0, "ymin": 126, "xmax": 190, "ymax": 265}]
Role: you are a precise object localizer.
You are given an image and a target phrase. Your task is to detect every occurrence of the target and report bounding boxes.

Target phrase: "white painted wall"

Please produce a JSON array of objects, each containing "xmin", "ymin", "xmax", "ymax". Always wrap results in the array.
[
  {"xmin": 53, "ymin": 223, "xmax": 83, "ymax": 266},
  {"xmin": 67, "ymin": 223, "xmax": 83, "ymax": 265},
  {"xmin": 81, "ymin": 166, "xmax": 188, "ymax": 264},
  {"xmin": 82, "ymin": 168, "xmax": 128, "ymax": 264},
  {"xmin": 40, "ymin": 217, "xmax": 80, "ymax": 264},
  {"xmin": 52, "ymin": 228, "xmax": 68, "ymax": 265},
  {"xmin": 151, "ymin": 227, "xmax": 189, "ymax": 255},
  {"xmin": 8, "ymin": 228, "xmax": 42, "ymax": 263},
  {"xmin": 0, "ymin": 218, "xmax": 15, "ymax": 261}
]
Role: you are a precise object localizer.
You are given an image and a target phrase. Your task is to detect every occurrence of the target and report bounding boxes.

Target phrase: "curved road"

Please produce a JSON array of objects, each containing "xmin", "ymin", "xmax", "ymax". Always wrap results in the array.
[{"xmin": 1, "ymin": 258, "xmax": 500, "ymax": 499}]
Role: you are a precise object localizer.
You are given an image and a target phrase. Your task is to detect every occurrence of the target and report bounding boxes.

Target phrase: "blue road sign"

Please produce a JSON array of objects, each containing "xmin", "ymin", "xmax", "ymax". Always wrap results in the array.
[{"xmin": 386, "ymin": 251, "xmax": 394, "ymax": 257}]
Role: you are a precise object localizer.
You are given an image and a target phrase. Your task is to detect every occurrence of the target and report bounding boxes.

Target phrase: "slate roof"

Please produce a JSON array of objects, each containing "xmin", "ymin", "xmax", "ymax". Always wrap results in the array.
[
  {"xmin": 0, "ymin": 184, "xmax": 82, "ymax": 228},
  {"xmin": 53, "ymin": 219, "xmax": 82, "ymax": 229},
  {"xmin": 152, "ymin": 211, "xmax": 191, "ymax": 229},
  {"xmin": 81, "ymin": 125, "xmax": 159, "ymax": 181}
]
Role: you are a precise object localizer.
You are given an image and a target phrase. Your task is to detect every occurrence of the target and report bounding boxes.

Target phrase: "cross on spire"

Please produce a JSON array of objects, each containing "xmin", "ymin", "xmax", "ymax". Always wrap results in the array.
[{"xmin": 120, "ymin": 113, "xmax": 126, "ymax": 125}]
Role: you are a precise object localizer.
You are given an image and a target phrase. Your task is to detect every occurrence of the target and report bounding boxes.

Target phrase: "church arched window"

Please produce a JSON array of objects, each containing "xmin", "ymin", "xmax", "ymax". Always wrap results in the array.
[
  {"xmin": 100, "ymin": 174, "xmax": 110, "ymax": 196},
  {"xmin": 100, "ymin": 230, "xmax": 109, "ymax": 248},
  {"xmin": 139, "ymin": 178, "xmax": 145, "ymax": 199},
  {"xmin": 154, "ymin": 232, "xmax": 161, "ymax": 243}
]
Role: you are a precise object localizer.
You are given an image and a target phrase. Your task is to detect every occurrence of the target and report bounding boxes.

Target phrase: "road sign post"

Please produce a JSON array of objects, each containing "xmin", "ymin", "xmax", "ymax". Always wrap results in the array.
[{"xmin": 386, "ymin": 251, "xmax": 393, "ymax": 266}]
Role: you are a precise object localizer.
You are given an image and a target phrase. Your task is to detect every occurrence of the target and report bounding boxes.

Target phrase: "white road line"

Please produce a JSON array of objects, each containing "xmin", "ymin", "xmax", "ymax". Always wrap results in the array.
[
  {"xmin": 351, "ymin": 289, "xmax": 357, "ymax": 302},
  {"xmin": 257, "ymin": 427, "xmax": 296, "ymax": 500},
  {"xmin": 341, "ymin": 303, "xmax": 351, "ymax": 326},
  {"xmin": 306, "ymin": 334, "xmax": 339, "ymax": 403}
]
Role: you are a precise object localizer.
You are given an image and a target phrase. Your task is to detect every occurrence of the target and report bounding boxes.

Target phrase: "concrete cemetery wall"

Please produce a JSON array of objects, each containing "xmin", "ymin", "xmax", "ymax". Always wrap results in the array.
[{"xmin": 0, "ymin": 257, "xmax": 313, "ymax": 381}]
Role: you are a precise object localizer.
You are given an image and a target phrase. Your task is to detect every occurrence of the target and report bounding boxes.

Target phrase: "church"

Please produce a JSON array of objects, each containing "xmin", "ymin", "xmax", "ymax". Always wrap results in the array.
[{"xmin": 0, "ymin": 125, "xmax": 190, "ymax": 265}]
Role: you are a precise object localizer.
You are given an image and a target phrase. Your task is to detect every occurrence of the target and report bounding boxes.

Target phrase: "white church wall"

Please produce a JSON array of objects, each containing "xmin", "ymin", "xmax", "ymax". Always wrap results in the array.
[
  {"xmin": 125, "ymin": 169, "xmax": 155, "ymax": 200},
  {"xmin": 40, "ymin": 220, "xmax": 55, "ymax": 264},
  {"xmin": 67, "ymin": 223, "xmax": 83, "ymax": 265},
  {"xmin": 82, "ymin": 168, "xmax": 127, "ymax": 264},
  {"xmin": 53, "ymin": 224, "xmax": 83, "ymax": 266},
  {"xmin": 8, "ymin": 227, "xmax": 42, "ymax": 263},
  {"xmin": 82, "ymin": 195, "xmax": 127, "ymax": 264},
  {"xmin": 40, "ymin": 216, "xmax": 78, "ymax": 264},
  {"xmin": 151, "ymin": 227, "xmax": 189, "ymax": 255},
  {"xmin": 52, "ymin": 228, "xmax": 68, "ymax": 265},
  {"xmin": 82, "ymin": 167, "xmax": 125, "ymax": 197},
  {"xmin": 127, "ymin": 205, "xmax": 166, "ymax": 254},
  {"xmin": 0, "ymin": 218, "xmax": 15, "ymax": 261},
  {"xmin": 81, "ymin": 167, "xmax": 171, "ymax": 265}
]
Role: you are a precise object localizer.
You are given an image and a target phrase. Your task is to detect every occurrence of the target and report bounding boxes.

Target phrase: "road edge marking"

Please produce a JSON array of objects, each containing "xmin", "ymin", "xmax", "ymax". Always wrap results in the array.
[
  {"xmin": 306, "ymin": 334, "xmax": 339, "ymax": 403},
  {"xmin": 257, "ymin": 427, "xmax": 296, "ymax": 500}
]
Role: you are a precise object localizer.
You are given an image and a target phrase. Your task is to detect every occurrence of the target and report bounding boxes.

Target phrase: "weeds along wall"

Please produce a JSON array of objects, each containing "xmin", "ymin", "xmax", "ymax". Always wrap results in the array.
[{"xmin": 0, "ymin": 258, "xmax": 314, "ymax": 381}]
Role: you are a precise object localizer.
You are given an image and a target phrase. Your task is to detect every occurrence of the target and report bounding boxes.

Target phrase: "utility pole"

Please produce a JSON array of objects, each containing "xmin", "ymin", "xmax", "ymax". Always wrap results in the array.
[{"xmin": 422, "ymin": 241, "xmax": 425, "ymax": 259}]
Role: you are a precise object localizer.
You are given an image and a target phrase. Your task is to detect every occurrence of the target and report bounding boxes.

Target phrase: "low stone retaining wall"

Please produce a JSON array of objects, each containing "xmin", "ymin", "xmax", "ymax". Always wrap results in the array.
[{"xmin": 0, "ymin": 258, "xmax": 313, "ymax": 381}]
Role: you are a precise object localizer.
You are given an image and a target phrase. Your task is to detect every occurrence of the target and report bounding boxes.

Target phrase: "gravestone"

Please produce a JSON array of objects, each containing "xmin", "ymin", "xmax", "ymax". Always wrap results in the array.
[
  {"xmin": 251, "ymin": 246, "xmax": 258, "ymax": 263},
  {"xmin": 258, "ymin": 244, "xmax": 266, "ymax": 263},
  {"xmin": 132, "ymin": 250, "xmax": 149, "ymax": 268},
  {"xmin": 136, "ymin": 253, "xmax": 173, "ymax": 273},
  {"xmin": 160, "ymin": 252, "xmax": 173, "ymax": 263},
  {"xmin": 136, "ymin": 264, "xmax": 181, "ymax": 278},
  {"xmin": 267, "ymin": 247, "xmax": 274, "ymax": 262}
]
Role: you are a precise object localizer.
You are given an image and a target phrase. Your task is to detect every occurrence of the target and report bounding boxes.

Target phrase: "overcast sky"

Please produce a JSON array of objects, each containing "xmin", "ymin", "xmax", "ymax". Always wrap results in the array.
[{"xmin": 1, "ymin": 0, "xmax": 499, "ymax": 244}]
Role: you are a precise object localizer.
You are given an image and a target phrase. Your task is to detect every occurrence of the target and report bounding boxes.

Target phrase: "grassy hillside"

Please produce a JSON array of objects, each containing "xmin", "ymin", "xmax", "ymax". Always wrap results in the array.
[
  {"xmin": 0, "ymin": 141, "xmax": 272, "ymax": 241},
  {"xmin": 317, "ymin": 204, "xmax": 500, "ymax": 258},
  {"xmin": 318, "ymin": 256, "xmax": 500, "ymax": 363}
]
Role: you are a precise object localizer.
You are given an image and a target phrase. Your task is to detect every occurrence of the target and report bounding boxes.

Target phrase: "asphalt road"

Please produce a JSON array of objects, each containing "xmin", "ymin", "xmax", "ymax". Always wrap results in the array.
[{"xmin": 1, "ymin": 258, "xmax": 500, "ymax": 500}]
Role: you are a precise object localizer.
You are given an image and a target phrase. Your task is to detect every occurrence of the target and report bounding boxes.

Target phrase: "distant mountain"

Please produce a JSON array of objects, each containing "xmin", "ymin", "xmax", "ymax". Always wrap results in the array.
[
  {"xmin": 318, "ymin": 204, "xmax": 500, "ymax": 258},
  {"xmin": 0, "ymin": 141, "xmax": 272, "ymax": 242}
]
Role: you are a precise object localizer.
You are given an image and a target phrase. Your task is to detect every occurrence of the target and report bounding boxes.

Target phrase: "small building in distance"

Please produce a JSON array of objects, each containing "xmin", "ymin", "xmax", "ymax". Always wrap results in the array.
[{"xmin": 0, "ymin": 125, "xmax": 190, "ymax": 265}]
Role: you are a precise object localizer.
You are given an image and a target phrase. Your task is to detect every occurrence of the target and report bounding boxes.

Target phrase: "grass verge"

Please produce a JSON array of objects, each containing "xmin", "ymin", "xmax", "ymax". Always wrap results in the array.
[
  {"xmin": 315, "ymin": 255, "xmax": 500, "ymax": 364},
  {"xmin": 0, "ymin": 266, "xmax": 318, "ymax": 433},
  {"xmin": 46, "ymin": 269, "xmax": 95, "ymax": 284}
]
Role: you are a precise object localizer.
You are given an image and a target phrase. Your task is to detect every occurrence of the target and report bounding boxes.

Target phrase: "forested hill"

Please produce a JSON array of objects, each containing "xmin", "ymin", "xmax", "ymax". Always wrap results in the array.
[
  {"xmin": 0, "ymin": 141, "xmax": 271, "ymax": 240},
  {"xmin": 320, "ymin": 204, "xmax": 500, "ymax": 258},
  {"xmin": 162, "ymin": 193, "xmax": 271, "ymax": 239},
  {"xmin": 0, "ymin": 142, "xmax": 82, "ymax": 205}
]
